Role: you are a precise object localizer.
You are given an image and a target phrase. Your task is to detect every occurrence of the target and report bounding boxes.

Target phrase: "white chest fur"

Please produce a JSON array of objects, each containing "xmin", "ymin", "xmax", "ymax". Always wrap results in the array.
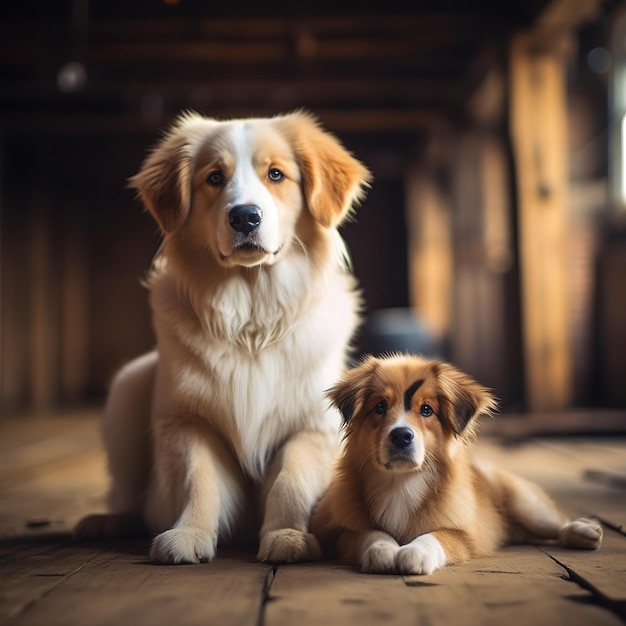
[{"xmin": 149, "ymin": 258, "xmax": 357, "ymax": 480}]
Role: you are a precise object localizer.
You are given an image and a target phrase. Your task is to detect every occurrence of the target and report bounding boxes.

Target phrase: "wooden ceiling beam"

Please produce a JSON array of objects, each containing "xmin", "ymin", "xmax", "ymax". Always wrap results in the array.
[
  {"xmin": 0, "ymin": 106, "xmax": 451, "ymax": 135},
  {"xmin": 537, "ymin": 0, "xmax": 605, "ymax": 29},
  {"xmin": 0, "ymin": 33, "xmax": 484, "ymax": 65},
  {"xmin": 0, "ymin": 8, "xmax": 537, "ymax": 136},
  {"xmin": 0, "ymin": 13, "xmax": 508, "ymax": 41},
  {"xmin": 0, "ymin": 77, "xmax": 455, "ymax": 103}
]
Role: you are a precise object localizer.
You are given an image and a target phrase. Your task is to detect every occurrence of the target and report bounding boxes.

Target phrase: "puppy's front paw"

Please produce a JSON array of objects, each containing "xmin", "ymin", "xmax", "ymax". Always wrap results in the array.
[
  {"xmin": 150, "ymin": 527, "xmax": 217, "ymax": 564},
  {"xmin": 559, "ymin": 518, "xmax": 603, "ymax": 550},
  {"xmin": 361, "ymin": 541, "xmax": 399, "ymax": 574},
  {"xmin": 396, "ymin": 534, "xmax": 446, "ymax": 575},
  {"xmin": 257, "ymin": 529, "xmax": 321, "ymax": 563}
]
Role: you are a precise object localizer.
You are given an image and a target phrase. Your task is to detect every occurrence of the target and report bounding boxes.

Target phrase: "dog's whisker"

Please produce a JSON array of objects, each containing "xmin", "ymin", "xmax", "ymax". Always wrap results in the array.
[
  {"xmin": 291, "ymin": 235, "xmax": 310, "ymax": 261},
  {"xmin": 356, "ymin": 448, "xmax": 376, "ymax": 478}
]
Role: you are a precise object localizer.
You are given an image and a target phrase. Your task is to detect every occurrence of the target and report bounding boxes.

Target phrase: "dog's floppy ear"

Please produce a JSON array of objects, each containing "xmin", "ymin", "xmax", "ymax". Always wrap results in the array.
[
  {"xmin": 278, "ymin": 110, "xmax": 372, "ymax": 229},
  {"xmin": 434, "ymin": 362, "xmax": 498, "ymax": 438},
  {"xmin": 326, "ymin": 356, "xmax": 380, "ymax": 424},
  {"xmin": 128, "ymin": 112, "xmax": 202, "ymax": 234}
]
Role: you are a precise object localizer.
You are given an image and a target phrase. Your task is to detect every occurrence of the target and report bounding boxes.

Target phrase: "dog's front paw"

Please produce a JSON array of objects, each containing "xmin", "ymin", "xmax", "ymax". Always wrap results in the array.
[
  {"xmin": 396, "ymin": 534, "xmax": 447, "ymax": 575},
  {"xmin": 257, "ymin": 529, "xmax": 321, "ymax": 563},
  {"xmin": 559, "ymin": 518, "xmax": 603, "ymax": 550},
  {"xmin": 150, "ymin": 527, "xmax": 217, "ymax": 564},
  {"xmin": 361, "ymin": 541, "xmax": 399, "ymax": 574}
]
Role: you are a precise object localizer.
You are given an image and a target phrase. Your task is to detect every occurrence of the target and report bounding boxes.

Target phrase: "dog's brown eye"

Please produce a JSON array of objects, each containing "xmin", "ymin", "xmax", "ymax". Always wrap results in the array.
[
  {"xmin": 206, "ymin": 170, "xmax": 224, "ymax": 186},
  {"xmin": 268, "ymin": 168, "xmax": 284, "ymax": 182},
  {"xmin": 420, "ymin": 404, "xmax": 433, "ymax": 417},
  {"xmin": 374, "ymin": 401, "xmax": 387, "ymax": 415}
]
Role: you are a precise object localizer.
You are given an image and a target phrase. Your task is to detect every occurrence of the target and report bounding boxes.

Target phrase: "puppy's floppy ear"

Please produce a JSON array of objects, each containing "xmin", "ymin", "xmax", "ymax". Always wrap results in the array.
[
  {"xmin": 433, "ymin": 362, "xmax": 498, "ymax": 438},
  {"xmin": 128, "ymin": 113, "xmax": 200, "ymax": 234},
  {"xmin": 278, "ymin": 110, "xmax": 372, "ymax": 229},
  {"xmin": 326, "ymin": 356, "xmax": 380, "ymax": 424}
]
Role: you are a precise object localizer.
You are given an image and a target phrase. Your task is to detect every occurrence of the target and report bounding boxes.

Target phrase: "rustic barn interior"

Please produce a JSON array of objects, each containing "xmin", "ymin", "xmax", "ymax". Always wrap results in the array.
[
  {"xmin": 0, "ymin": 0, "xmax": 626, "ymax": 420},
  {"xmin": 2, "ymin": 0, "xmax": 625, "ymax": 420},
  {"xmin": 1, "ymin": 1, "xmax": 625, "ymax": 625}
]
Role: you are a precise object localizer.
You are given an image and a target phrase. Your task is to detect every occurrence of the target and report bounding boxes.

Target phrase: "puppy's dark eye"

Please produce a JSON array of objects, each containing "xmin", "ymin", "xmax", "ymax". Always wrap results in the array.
[
  {"xmin": 268, "ymin": 168, "xmax": 284, "ymax": 182},
  {"xmin": 420, "ymin": 404, "xmax": 433, "ymax": 417},
  {"xmin": 206, "ymin": 170, "xmax": 224, "ymax": 186},
  {"xmin": 374, "ymin": 400, "xmax": 387, "ymax": 415}
]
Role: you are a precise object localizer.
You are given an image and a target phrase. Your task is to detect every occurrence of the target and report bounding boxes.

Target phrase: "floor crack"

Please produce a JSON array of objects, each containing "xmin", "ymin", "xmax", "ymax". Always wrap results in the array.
[
  {"xmin": 546, "ymin": 552, "xmax": 626, "ymax": 624},
  {"xmin": 593, "ymin": 515, "xmax": 626, "ymax": 538},
  {"xmin": 11, "ymin": 548, "xmax": 106, "ymax": 621},
  {"xmin": 256, "ymin": 563, "xmax": 278, "ymax": 626}
]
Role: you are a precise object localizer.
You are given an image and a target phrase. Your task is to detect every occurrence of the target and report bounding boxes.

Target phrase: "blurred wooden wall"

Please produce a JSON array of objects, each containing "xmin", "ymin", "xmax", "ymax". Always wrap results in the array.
[
  {"xmin": 1, "ymin": 0, "xmax": 625, "ymax": 419},
  {"xmin": 406, "ymin": 1, "xmax": 625, "ymax": 415},
  {"xmin": 0, "ymin": 136, "xmax": 159, "ymax": 413}
]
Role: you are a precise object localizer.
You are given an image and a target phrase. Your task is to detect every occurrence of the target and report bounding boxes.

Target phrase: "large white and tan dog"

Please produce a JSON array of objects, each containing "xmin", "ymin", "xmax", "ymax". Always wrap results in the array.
[
  {"xmin": 75, "ymin": 110, "xmax": 371, "ymax": 564},
  {"xmin": 311, "ymin": 354, "xmax": 603, "ymax": 575}
]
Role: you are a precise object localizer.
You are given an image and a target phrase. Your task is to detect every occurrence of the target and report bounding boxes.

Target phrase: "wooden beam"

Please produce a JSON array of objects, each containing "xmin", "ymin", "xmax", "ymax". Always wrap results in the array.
[
  {"xmin": 0, "ymin": 13, "xmax": 508, "ymax": 42},
  {"xmin": 30, "ymin": 205, "xmax": 60, "ymax": 411},
  {"xmin": 60, "ymin": 219, "xmax": 89, "ymax": 405},
  {"xmin": 0, "ymin": 107, "xmax": 451, "ymax": 135},
  {"xmin": 509, "ymin": 33, "xmax": 572, "ymax": 412},
  {"xmin": 0, "ymin": 143, "xmax": 3, "ymax": 411},
  {"xmin": 0, "ymin": 78, "xmax": 456, "ymax": 107},
  {"xmin": 537, "ymin": 0, "xmax": 604, "ymax": 30},
  {"xmin": 405, "ymin": 167, "xmax": 452, "ymax": 341}
]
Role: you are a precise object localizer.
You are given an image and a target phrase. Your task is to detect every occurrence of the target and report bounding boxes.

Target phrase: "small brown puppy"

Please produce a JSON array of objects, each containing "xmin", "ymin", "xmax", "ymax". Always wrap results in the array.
[{"xmin": 311, "ymin": 354, "xmax": 603, "ymax": 575}]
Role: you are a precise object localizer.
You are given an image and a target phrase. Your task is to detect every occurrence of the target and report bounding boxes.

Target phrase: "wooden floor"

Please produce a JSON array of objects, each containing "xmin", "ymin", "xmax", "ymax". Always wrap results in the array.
[{"xmin": 1, "ymin": 411, "xmax": 625, "ymax": 626}]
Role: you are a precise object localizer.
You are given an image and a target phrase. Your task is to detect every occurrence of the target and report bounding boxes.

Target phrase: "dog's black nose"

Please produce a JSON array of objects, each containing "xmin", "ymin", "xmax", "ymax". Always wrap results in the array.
[
  {"xmin": 229, "ymin": 204, "xmax": 262, "ymax": 234},
  {"xmin": 390, "ymin": 427, "xmax": 414, "ymax": 449}
]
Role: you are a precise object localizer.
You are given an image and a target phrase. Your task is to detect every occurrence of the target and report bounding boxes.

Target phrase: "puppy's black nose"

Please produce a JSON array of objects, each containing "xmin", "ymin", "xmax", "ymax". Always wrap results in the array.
[
  {"xmin": 390, "ymin": 427, "xmax": 414, "ymax": 449},
  {"xmin": 229, "ymin": 204, "xmax": 262, "ymax": 234}
]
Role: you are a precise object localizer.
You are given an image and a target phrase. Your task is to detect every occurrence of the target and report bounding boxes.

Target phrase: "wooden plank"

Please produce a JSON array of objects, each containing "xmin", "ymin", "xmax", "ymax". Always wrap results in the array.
[
  {"xmin": 0, "ymin": 415, "xmax": 101, "ymax": 466},
  {"xmin": 29, "ymin": 206, "xmax": 59, "ymax": 411},
  {"xmin": 496, "ymin": 438, "xmax": 626, "ymax": 530},
  {"xmin": 538, "ymin": 0, "xmax": 604, "ymax": 30},
  {"xmin": 2, "ymin": 416, "xmax": 625, "ymax": 626},
  {"xmin": 0, "ymin": 414, "xmax": 107, "ymax": 537},
  {"xmin": 266, "ymin": 561, "xmax": 421, "ymax": 626},
  {"xmin": 0, "ymin": 539, "xmax": 110, "ymax": 621},
  {"xmin": 0, "ymin": 414, "xmax": 103, "ymax": 489},
  {"xmin": 480, "ymin": 410, "xmax": 626, "ymax": 438},
  {"xmin": 0, "ymin": 449, "xmax": 108, "ymax": 537},
  {"xmin": 60, "ymin": 221, "xmax": 90, "ymax": 405},
  {"xmin": 404, "ymin": 547, "xmax": 623, "ymax": 626},
  {"xmin": 597, "ymin": 247, "xmax": 626, "ymax": 406},
  {"xmin": 405, "ymin": 168, "xmax": 452, "ymax": 341},
  {"xmin": 266, "ymin": 547, "xmax": 622, "ymax": 626},
  {"xmin": 5, "ymin": 547, "xmax": 270, "ymax": 626},
  {"xmin": 0, "ymin": 142, "xmax": 3, "ymax": 412},
  {"xmin": 509, "ymin": 33, "xmax": 572, "ymax": 411},
  {"xmin": 0, "ymin": 416, "xmax": 271, "ymax": 625},
  {"xmin": 0, "ymin": 213, "xmax": 30, "ymax": 411},
  {"xmin": 1, "ymin": 107, "xmax": 451, "ymax": 136},
  {"xmin": 449, "ymin": 132, "xmax": 516, "ymax": 397},
  {"xmin": 543, "ymin": 528, "xmax": 626, "ymax": 602}
]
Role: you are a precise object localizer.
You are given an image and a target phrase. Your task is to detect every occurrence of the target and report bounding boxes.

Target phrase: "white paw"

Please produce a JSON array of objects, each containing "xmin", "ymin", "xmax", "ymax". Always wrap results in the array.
[
  {"xmin": 361, "ymin": 540, "xmax": 399, "ymax": 574},
  {"xmin": 150, "ymin": 527, "xmax": 217, "ymax": 564},
  {"xmin": 396, "ymin": 534, "xmax": 447, "ymax": 575},
  {"xmin": 257, "ymin": 529, "xmax": 321, "ymax": 563},
  {"xmin": 559, "ymin": 518, "xmax": 603, "ymax": 550}
]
